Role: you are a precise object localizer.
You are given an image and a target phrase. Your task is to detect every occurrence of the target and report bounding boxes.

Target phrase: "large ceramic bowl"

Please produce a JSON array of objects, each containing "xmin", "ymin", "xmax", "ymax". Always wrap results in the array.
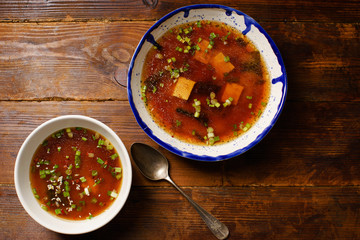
[
  {"xmin": 14, "ymin": 115, "xmax": 132, "ymax": 234},
  {"xmin": 128, "ymin": 4, "xmax": 287, "ymax": 161}
]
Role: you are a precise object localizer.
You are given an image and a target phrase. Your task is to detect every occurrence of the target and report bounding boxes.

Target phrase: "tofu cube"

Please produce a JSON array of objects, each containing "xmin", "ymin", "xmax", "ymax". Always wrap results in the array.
[
  {"xmin": 172, "ymin": 77, "xmax": 196, "ymax": 100},
  {"xmin": 210, "ymin": 52, "xmax": 235, "ymax": 77},
  {"xmin": 220, "ymin": 83, "xmax": 244, "ymax": 105},
  {"xmin": 193, "ymin": 40, "xmax": 212, "ymax": 64}
]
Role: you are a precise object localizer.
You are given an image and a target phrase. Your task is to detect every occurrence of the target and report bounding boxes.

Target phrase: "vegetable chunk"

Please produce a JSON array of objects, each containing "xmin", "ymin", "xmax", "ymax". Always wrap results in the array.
[
  {"xmin": 172, "ymin": 77, "xmax": 196, "ymax": 100},
  {"xmin": 220, "ymin": 83, "xmax": 244, "ymax": 105},
  {"xmin": 210, "ymin": 52, "xmax": 235, "ymax": 77},
  {"xmin": 193, "ymin": 40, "xmax": 212, "ymax": 64}
]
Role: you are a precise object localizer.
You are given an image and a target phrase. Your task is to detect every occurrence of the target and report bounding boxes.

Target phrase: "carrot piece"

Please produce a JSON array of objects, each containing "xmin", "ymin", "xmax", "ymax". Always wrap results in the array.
[
  {"xmin": 193, "ymin": 40, "xmax": 212, "ymax": 64},
  {"xmin": 172, "ymin": 77, "xmax": 196, "ymax": 100},
  {"xmin": 210, "ymin": 52, "xmax": 235, "ymax": 77},
  {"xmin": 220, "ymin": 83, "xmax": 244, "ymax": 105}
]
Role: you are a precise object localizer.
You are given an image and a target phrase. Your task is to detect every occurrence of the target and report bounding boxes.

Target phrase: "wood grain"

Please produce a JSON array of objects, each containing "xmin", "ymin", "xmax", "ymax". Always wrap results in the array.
[
  {"xmin": 2, "ymin": 184, "xmax": 360, "ymax": 239},
  {"xmin": 0, "ymin": 22, "xmax": 359, "ymax": 101},
  {"xmin": 0, "ymin": 21, "xmax": 149, "ymax": 100},
  {"xmin": 0, "ymin": 101, "xmax": 224, "ymax": 186},
  {"xmin": 1, "ymin": 0, "xmax": 359, "ymax": 239},
  {"xmin": 1, "ymin": 101, "xmax": 359, "ymax": 186},
  {"xmin": 0, "ymin": 0, "xmax": 359, "ymax": 23}
]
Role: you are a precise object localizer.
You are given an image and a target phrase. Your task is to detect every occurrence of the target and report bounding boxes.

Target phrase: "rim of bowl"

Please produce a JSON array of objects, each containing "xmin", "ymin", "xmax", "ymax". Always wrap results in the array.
[
  {"xmin": 127, "ymin": 4, "xmax": 287, "ymax": 162},
  {"xmin": 14, "ymin": 115, "xmax": 132, "ymax": 234}
]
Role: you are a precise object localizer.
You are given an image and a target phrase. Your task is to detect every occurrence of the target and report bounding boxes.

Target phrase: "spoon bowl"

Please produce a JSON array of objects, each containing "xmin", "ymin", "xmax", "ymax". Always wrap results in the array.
[
  {"xmin": 131, "ymin": 143, "xmax": 169, "ymax": 181},
  {"xmin": 131, "ymin": 143, "xmax": 229, "ymax": 240}
]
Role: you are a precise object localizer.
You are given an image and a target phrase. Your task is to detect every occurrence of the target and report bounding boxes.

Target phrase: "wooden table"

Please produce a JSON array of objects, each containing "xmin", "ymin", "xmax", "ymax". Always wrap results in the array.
[{"xmin": 1, "ymin": 1, "xmax": 359, "ymax": 239}]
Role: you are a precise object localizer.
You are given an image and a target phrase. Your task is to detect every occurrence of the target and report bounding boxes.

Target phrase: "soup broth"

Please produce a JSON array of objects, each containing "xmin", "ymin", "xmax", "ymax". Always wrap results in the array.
[
  {"xmin": 142, "ymin": 20, "xmax": 270, "ymax": 145},
  {"xmin": 30, "ymin": 127, "xmax": 122, "ymax": 220}
]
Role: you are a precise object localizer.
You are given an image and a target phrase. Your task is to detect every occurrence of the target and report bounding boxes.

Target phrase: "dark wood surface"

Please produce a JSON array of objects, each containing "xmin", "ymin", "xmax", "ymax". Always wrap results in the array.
[{"xmin": 0, "ymin": 1, "xmax": 359, "ymax": 239}]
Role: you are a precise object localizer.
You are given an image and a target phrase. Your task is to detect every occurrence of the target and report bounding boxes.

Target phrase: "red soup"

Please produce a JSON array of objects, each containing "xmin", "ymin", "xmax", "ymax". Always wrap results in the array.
[
  {"xmin": 30, "ymin": 127, "xmax": 122, "ymax": 220},
  {"xmin": 142, "ymin": 20, "xmax": 270, "ymax": 145}
]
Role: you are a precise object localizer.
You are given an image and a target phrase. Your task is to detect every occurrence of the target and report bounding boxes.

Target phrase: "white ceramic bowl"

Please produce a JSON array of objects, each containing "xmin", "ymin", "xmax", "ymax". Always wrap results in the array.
[
  {"xmin": 14, "ymin": 115, "xmax": 132, "ymax": 234},
  {"xmin": 128, "ymin": 4, "xmax": 287, "ymax": 161}
]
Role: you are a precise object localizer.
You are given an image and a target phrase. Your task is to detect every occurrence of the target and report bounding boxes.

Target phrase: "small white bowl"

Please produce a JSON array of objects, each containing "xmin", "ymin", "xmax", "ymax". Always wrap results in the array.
[
  {"xmin": 14, "ymin": 115, "xmax": 132, "ymax": 234},
  {"xmin": 128, "ymin": 4, "xmax": 287, "ymax": 161}
]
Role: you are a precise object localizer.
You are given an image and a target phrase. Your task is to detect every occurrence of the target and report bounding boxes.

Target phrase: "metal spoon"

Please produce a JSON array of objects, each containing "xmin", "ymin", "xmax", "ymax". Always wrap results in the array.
[{"xmin": 130, "ymin": 143, "xmax": 229, "ymax": 240}]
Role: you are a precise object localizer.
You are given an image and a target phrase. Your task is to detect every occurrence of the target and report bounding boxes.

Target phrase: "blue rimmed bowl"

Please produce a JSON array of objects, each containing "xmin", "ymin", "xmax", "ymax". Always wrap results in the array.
[{"xmin": 128, "ymin": 4, "xmax": 287, "ymax": 161}]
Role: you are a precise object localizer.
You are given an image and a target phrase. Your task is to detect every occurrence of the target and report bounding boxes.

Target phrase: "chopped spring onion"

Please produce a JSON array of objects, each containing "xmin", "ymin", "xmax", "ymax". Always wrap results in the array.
[
  {"xmin": 110, "ymin": 153, "xmax": 118, "ymax": 160},
  {"xmin": 75, "ymin": 151, "xmax": 81, "ymax": 169},
  {"xmin": 223, "ymin": 97, "xmax": 233, "ymax": 107},
  {"xmin": 192, "ymin": 99, "xmax": 201, "ymax": 118},
  {"xmin": 32, "ymin": 188, "xmax": 40, "ymax": 199},
  {"xmin": 98, "ymin": 139, "xmax": 105, "ymax": 146},
  {"xmin": 55, "ymin": 209, "xmax": 62, "ymax": 215},
  {"xmin": 242, "ymin": 123, "xmax": 251, "ymax": 132},
  {"xmin": 42, "ymin": 140, "xmax": 48, "ymax": 146},
  {"xmin": 116, "ymin": 173, "xmax": 122, "ymax": 180},
  {"xmin": 41, "ymin": 205, "xmax": 48, "ymax": 211},
  {"xmin": 80, "ymin": 176, "xmax": 87, "ymax": 182},
  {"xmin": 92, "ymin": 170, "xmax": 98, "ymax": 177},
  {"xmin": 109, "ymin": 190, "xmax": 118, "ymax": 198},
  {"xmin": 97, "ymin": 158, "xmax": 104, "ymax": 165}
]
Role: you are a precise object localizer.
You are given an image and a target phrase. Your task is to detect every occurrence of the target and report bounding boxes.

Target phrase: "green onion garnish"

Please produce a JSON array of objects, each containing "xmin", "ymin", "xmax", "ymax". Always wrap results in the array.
[
  {"xmin": 97, "ymin": 158, "xmax": 104, "ymax": 165},
  {"xmin": 98, "ymin": 139, "xmax": 104, "ymax": 146},
  {"xmin": 210, "ymin": 32, "xmax": 217, "ymax": 40}
]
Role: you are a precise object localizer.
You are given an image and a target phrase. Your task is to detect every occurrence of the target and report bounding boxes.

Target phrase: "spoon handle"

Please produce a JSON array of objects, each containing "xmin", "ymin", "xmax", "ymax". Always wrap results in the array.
[{"xmin": 165, "ymin": 176, "xmax": 229, "ymax": 240}]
